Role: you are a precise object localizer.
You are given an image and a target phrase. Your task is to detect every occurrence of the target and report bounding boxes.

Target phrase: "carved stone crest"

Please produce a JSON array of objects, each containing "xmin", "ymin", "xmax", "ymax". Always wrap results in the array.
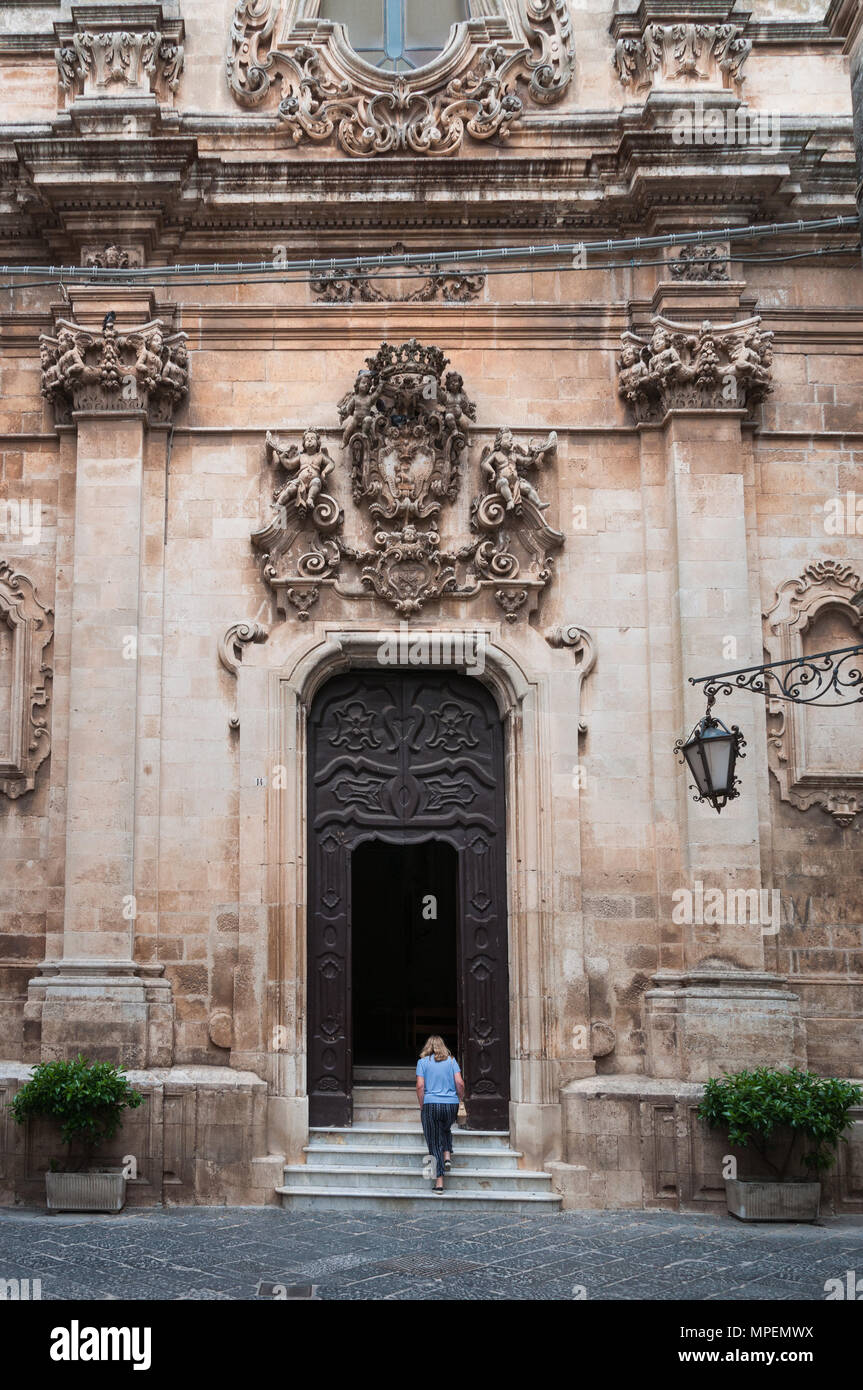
[
  {"xmin": 251, "ymin": 339, "xmax": 564, "ymax": 621},
  {"xmin": 618, "ymin": 315, "xmax": 773, "ymax": 423}
]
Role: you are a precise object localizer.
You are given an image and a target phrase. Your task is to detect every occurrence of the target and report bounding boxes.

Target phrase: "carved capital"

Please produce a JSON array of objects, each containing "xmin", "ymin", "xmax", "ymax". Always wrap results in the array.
[
  {"xmin": 226, "ymin": 1, "xmax": 573, "ymax": 158},
  {"xmin": 55, "ymin": 6, "xmax": 185, "ymax": 101},
  {"xmin": 618, "ymin": 313, "xmax": 773, "ymax": 423},
  {"xmin": 0, "ymin": 563, "xmax": 53, "ymax": 799},
  {"xmin": 39, "ymin": 314, "xmax": 189, "ymax": 427},
  {"xmin": 611, "ymin": 9, "xmax": 752, "ymax": 93}
]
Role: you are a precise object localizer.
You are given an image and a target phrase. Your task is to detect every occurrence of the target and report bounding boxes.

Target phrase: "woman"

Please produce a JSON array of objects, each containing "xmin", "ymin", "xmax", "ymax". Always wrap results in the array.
[{"xmin": 416, "ymin": 1035, "xmax": 465, "ymax": 1194}]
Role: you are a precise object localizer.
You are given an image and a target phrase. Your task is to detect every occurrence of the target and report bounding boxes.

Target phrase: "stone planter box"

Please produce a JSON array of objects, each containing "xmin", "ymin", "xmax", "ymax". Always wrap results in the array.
[
  {"xmin": 726, "ymin": 1178, "xmax": 820, "ymax": 1222},
  {"xmin": 45, "ymin": 1171, "xmax": 127, "ymax": 1213}
]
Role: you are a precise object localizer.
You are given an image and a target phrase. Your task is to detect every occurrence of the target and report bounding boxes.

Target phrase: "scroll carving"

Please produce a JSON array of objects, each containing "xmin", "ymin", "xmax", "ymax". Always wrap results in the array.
[
  {"xmin": 0, "ymin": 563, "xmax": 53, "ymax": 799},
  {"xmin": 226, "ymin": 0, "xmax": 573, "ymax": 158}
]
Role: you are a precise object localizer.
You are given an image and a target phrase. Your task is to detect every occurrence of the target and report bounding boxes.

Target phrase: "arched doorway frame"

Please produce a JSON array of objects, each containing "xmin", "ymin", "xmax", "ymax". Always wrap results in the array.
[{"xmin": 263, "ymin": 626, "xmax": 559, "ymax": 1165}]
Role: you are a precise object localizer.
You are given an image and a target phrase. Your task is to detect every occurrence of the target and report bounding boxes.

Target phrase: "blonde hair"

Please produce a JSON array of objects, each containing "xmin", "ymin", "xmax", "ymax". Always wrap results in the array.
[{"xmin": 420, "ymin": 1035, "xmax": 451, "ymax": 1063}]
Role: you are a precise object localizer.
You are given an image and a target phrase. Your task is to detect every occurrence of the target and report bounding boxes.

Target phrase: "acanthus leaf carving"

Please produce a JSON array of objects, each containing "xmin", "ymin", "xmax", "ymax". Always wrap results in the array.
[{"xmin": 612, "ymin": 20, "xmax": 751, "ymax": 92}]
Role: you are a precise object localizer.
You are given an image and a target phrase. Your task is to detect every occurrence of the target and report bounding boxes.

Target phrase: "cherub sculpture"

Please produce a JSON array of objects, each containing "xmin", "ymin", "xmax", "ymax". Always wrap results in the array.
[
  {"xmin": 267, "ymin": 428, "xmax": 335, "ymax": 516},
  {"xmin": 726, "ymin": 325, "xmax": 773, "ymax": 388},
  {"xmin": 55, "ymin": 327, "xmax": 91, "ymax": 384},
  {"xmin": 133, "ymin": 329, "xmax": 165, "ymax": 393},
  {"xmin": 441, "ymin": 370, "xmax": 476, "ymax": 427},
  {"xmin": 159, "ymin": 341, "xmax": 189, "ymax": 399},
  {"xmin": 617, "ymin": 340, "xmax": 650, "ymax": 401},
  {"xmin": 646, "ymin": 324, "xmax": 693, "ymax": 386},
  {"xmin": 480, "ymin": 428, "xmax": 555, "ymax": 512},
  {"xmin": 338, "ymin": 371, "xmax": 381, "ymax": 446}
]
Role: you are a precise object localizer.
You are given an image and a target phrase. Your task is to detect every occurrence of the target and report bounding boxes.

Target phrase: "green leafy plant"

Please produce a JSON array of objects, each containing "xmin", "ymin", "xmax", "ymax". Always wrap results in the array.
[
  {"xmin": 8, "ymin": 1055, "xmax": 143, "ymax": 1172},
  {"xmin": 699, "ymin": 1067, "xmax": 862, "ymax": 1179}
]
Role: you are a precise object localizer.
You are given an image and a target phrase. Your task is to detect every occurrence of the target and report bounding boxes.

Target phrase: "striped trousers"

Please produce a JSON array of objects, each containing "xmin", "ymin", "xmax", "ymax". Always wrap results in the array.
[{"xmin": 421, "ymin": 1102, "xmax": 459, "ymax": 1180}]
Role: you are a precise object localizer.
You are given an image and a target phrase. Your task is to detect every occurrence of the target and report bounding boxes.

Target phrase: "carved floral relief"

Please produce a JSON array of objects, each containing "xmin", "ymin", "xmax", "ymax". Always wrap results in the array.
[{"xmin": 0, "ymin": 563, "xmax": 53, "ymax": 799}]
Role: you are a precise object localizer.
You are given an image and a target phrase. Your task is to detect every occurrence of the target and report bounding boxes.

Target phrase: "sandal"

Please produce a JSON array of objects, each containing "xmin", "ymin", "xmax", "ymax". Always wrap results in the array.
[
  {"xmin": 444, "ymin": 1159, "xmax": 452, "ymax": 1171},
  {"xmin": 433, "ymin": 1186, "xmax": 445, "ymax": 1195}
]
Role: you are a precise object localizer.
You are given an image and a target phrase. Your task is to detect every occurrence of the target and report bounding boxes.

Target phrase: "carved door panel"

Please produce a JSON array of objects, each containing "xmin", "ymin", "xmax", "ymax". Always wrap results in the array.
[{"xmin": 307, "ymin": 672, "xmax": 510, "ymax": 1128}]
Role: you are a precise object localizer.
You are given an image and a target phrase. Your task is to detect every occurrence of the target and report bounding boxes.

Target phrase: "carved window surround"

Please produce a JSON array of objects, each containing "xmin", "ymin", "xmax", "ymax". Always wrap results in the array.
[
  {"xmin": 611, "ymin": 1, "xmax": 753, "ymax": 92},
  {"xmin": 764, "ymin": 560, "xmax": 863, "ymax": 827},
  {"xmin": 226, "ymin": 0, "xmax": 574, "ymax": 156},
  {"xmin": 0, "ymin": 563, "xmax": 53, "ymax": 800},
  {"xmin": 54, "ymin": 2, "xmax": 185, "ymax": 105}
]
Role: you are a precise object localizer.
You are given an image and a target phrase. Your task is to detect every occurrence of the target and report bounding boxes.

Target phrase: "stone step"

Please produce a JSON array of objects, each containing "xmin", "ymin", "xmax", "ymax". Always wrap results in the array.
[
  {"xmin": 308, "ymin": 1123, "xmax": 511, "ymax": 1149},
  {"xmin": 303, "ymin": 1143, "xmax": 521, "ymax": 1171},
  {"xmin": 284, "ymin": 1164, "xmax": 554, "ymax": 1194},
  {"xmin": 353, "ymin": 1084, "xmax": 420, "ymax": 1105},
  {"xmin": 353, "ymin": 1066, "xmax": 416, "ymax": 1084},
  {"xmin": 276, "ymin": 1186, "xmax": 562, "ymax": 1215}
]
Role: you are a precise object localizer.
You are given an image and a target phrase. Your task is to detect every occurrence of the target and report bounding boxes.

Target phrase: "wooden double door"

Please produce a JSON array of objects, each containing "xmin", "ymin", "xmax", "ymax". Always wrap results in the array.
[{"xmin": 307, "ymin": 671, "xmax": 510, "ymax": 1128}]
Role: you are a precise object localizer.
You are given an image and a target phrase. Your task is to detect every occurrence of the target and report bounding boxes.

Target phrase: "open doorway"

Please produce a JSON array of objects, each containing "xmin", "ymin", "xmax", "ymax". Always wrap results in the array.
[{"xmin": 351, "ymin": 839, "xmax": 458, "ymax": 1067}]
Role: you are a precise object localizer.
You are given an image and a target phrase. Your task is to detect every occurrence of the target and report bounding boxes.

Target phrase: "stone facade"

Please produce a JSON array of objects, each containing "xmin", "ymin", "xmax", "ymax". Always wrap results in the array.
[{"xmin": 1, "ymin": 0, "xmax": 863, "ymax": 1210}]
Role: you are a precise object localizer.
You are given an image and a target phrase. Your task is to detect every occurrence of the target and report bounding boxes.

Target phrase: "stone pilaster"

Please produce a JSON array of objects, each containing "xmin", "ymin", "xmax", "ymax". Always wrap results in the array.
[
  {"xmin": 24, "ymin": 287, "xmax": 188, "ymax": 1067},
  {"xmin": 619, "ymin": 285, "xmax": 804, "ymax": 1077}
]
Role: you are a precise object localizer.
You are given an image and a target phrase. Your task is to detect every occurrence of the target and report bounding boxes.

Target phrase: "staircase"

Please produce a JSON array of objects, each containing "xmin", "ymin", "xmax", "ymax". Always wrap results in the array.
[{"xmin": 276, "ymin": 1067, "xmax": 562, "ymax": 1214}]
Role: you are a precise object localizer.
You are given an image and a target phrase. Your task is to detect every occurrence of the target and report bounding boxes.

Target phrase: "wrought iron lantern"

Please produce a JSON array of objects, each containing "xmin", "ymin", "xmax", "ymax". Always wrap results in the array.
[{"xmin": 674, "ymin": 696, "xmax": 746, "ymax": 814}]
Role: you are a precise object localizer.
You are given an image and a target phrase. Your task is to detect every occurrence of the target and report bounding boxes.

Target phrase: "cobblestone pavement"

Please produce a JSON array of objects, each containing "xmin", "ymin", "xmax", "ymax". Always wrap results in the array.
[{"xmin": 2, "ymin": 1207, "xmax": 862, "ymax": 1301}]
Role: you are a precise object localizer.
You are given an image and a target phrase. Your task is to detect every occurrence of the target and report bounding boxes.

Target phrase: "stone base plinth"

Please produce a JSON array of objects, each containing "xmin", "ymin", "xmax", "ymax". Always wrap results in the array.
[
  {"xmin": 23, "ymin": 961, "xmax": 174, "ymax": 1068},
  {"xmin": 553, "ymin": 1075, "xmax": 863, "ymax": 1215},
  {"xmin": 645, "ymin": 969, "xmax": 807, "ymax": 1081},
  {"xmin": 0, "ymin": 1064, "xmax": 280, "ymax": 1208}
]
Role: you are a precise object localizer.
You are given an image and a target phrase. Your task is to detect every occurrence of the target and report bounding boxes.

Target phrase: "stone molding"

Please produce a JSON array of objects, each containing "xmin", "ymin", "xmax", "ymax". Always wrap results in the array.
[
  {"xmin": 54, "ymin": 3, "xmax": 185, "ymax": 102},
  {"xmin": 617, "ymin": 312, "xmax": 773, "ymax": 423},
  {"xmin": 39, "ymin": 313, "xmax": 189, "ymax": 427},
  {"xmin": 251, "ymin": 338, "xmax": 564, "ymax": 621},
  {"xmin": 611, "ymin": 2, "xmax": 752, "ymax": 92},
  {"xmin": 0, "ymin": 563, "xmax": 53, "ymax": 801},
  {"xmin": 546, "ymin": 624, "xmax": 596, "ymax": 733},
  {"xmin": 764, "ymin": 559, "xmax": 863, "ymax": 826},
  {"xmin": 225, "ymin": 0, "xmax": 574, "ymax": 156}
]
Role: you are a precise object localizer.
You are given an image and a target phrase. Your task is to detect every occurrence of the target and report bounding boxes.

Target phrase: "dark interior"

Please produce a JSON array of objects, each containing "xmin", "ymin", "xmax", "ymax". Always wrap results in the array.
[{"xmin": 351, "ymin": 839, "xmax": 458, "ymax": 1066}]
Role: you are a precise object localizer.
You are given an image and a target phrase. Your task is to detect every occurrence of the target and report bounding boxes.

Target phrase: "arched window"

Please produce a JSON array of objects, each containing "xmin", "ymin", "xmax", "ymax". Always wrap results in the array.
[{"xmin": 320, "ymin": 0, "xmax": 469, "ymax": 72}]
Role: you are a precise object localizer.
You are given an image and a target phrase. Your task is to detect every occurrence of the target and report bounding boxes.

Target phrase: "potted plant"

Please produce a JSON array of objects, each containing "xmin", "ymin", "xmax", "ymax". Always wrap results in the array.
[
  {"xmin": 699, "ymin": 1066, "xmax": 862, "ymax": 1222},
  {"xmin": 9, "ymin": 1054, "xmax": 143, "ymax": 1212}
]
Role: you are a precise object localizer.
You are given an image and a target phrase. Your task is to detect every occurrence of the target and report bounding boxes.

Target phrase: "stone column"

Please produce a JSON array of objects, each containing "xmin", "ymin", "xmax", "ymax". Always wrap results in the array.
[
  {"xmin": 619, "ymin": 280, "xmax": 806, "ymax": 1079},
  {"xmin": 24, "ymin": 287, "xmax": 189, "ymax": 1066}
]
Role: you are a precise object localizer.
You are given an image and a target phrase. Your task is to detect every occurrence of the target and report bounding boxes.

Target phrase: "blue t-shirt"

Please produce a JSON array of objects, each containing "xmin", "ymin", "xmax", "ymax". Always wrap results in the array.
[{"xmin": 416, "ymin": 1054, "xmax": 460, "ymax": 1104}]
